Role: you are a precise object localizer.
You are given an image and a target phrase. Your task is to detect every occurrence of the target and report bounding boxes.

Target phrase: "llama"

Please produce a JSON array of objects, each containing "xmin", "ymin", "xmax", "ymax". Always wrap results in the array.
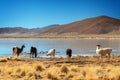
[
  {"xmin": 46, "ymin": 49, "xmax": 55, "ymax": 58},
  {"xmin": 96, "ymin": 45, "xmax": 112, "ymax": 61},
  {"xmin": 12, "ymin": 45, "xmax": 25, "ymax": 56},
  {"xmin": 66, "ymin": 49, "xmax": 72, "ymax": 58},
  {"xmin": 30, "ymin": 46, "xmax": 37, "ymax": 58}
]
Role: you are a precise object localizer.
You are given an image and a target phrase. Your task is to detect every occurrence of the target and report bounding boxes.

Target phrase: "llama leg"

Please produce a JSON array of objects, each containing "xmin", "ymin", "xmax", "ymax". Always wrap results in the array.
[
  {"xmin": 13, "ymin": 53, "xmax": 15, "ymax": 57},
  {"xmin": 30, "ymin": 53, "xmax": 31, "ymax": 58},
  {"xmin": 17, "ymin": 53, "xmax": 19, "ymax": 56},
  {"xmin": 32, "ymin": 53, "xmax": 33, "ymax": 58},
  {"xmin": 53, "ymin": 54, "xmax": 55, "ymax": 58},
  {"xmin": 50, "ymin": 55, "xmax": 52, "ymax": 58},
  {"xmin": 99, "ymin": 56, "xmax": 102, "ymax": 62},
  {"xmin": 32, "ymin": 53, "xmax": 34, "ymax": 58},
  {"xmin": 35, "ymin": 52, "xmax": 37, "ymax": 58},
  {"xmin": 108, "ymin": 53, "xmax": 111, "ymax": 61},
  {"xmin": 35, "ymin": 50, "xmax": 37, "ymax": 58}
]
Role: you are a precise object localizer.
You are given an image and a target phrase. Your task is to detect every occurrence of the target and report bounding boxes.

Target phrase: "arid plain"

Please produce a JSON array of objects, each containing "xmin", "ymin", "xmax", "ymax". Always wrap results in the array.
[{"xmin": 0, "ymin": 56, "xmax": 120, "ymax": 80}]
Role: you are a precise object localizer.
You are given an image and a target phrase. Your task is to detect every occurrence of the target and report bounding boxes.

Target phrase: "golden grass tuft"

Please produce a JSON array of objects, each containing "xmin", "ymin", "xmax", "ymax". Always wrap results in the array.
[
  {"xmin": 82, "ymin": 70, "xmax": 86, "ymax": 77},
  {"xmin": 34, "ymin": 64, "xmax": 44, "ymax": 71},
  {"xmin": 0, "ymin": 58, "xmax": 7, "ymax": 62},
  {"xmin": 34, "ymin": 72, "xmax": 42, "ymax": 79},
  {"xmin": 70, "ymin": 65, "xmax": 79, "ymax": 72},
  {"xmin": 16, "ymin": 68, "xmax": 21, "ymax": 73},
  {"xmin": 0, "ymin": 56, "xmax": 21, "ymax": 62},
  {"xmin": 20, "ymin": 70, "xmax": 26, "ymax": 76},
  {"xmin": 47, "ymin": 73, "xmax": 53, "ymax": 79},
  {"xmin": 5, "ymin": 56, "xmax": 11, "ymax": 60},
  {"xmin": 65, "ymin": 72, "xmax": 74, "ymax": 80},
  {"xmin": 47, "ymin": 73, "xmax": 58, "ymax": 80},
  {"xmin": 12, "ymin": 56, "xmax": 21, "ymax": 61},
  {"xmin": 28, "ymin": 72, "xmax": 33, "ymax": 77},
  {"xmin": 60, "ymin": 64, "xmax": 69, "ymax": 73}
]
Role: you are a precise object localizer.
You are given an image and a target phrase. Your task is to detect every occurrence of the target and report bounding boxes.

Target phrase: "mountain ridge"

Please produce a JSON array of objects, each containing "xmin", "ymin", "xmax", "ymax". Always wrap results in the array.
[
  {"xmin": 0, "ymin": 16, "xmax": 120, "ymax": 36},
  {"xmin": 42, "ymin": 16, "xmax": 120, "ymax": 34}
]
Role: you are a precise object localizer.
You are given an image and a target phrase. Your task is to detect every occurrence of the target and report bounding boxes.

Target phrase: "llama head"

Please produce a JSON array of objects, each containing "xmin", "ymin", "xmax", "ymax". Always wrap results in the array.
[
  {"xmin": 22, "ymin": 45, "xmax": 25, "ymax": 48},
  {"xmin": 96, "ymin": 45, "xmax": 101, "ymax": 49}
]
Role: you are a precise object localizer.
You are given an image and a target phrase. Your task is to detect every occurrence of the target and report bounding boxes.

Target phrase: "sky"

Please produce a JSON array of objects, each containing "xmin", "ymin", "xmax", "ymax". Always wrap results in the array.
[{"xmin": 0, "ymin": 0, "xmax": 120, "ymax": 28}]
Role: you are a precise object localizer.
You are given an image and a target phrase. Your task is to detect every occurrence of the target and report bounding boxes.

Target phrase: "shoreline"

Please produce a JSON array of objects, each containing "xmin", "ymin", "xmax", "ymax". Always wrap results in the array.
[
  {"xmin": 1, "ymin": 55, "xmax": 120, "ymax": 61},
  {"xmin": 0, "ymin": 34, "xmax": 120, "ymax": 39}
]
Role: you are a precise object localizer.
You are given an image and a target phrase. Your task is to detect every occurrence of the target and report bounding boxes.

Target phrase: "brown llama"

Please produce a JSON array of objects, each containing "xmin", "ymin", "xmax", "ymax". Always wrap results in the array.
[
  {"xmin": 96, "ymin": 45, "xmax": 112, "ymax": 62},
  {"xmin": 30, "ymin": 46, "xmax": 37, "ymax": 58},
  {"xmin": 12, "ymin": 45, "xmax": 25, "ymax": 56}
]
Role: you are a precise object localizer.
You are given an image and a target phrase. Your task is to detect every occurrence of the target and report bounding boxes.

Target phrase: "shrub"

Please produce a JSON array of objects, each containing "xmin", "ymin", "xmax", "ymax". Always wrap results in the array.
[
  {"xmin": 34, "ymin": 64, "xmax": 44, "ymax": 71},
  {"xmin": 0, "ymin": 58, "xmax": 7, "ymax": 62},
  {"xmin": 20, "ymin": 71, "xmax": 26, "ymax": 76},
  {"xmin": 47, "ymin": 73, "xmax": 58, "ymax": 80},
  {"xmin": 60, "ymin": 64, "xmax": 69, "ymax": 73},
  {"xmin": 12, "ymin": 56, "xmax": 21, "ymax": 61}
]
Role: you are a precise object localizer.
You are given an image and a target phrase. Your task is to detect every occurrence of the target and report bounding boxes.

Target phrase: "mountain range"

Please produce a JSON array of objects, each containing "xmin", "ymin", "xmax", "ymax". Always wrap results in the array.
[{"xmin": 0, "ymin": 16, "xmax": 120, "ymax": 36}]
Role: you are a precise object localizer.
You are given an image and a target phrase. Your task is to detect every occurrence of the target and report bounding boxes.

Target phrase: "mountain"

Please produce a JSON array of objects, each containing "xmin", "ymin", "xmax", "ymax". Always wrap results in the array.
[
  {"xmin": 0, "ymin": 27, "xmax": 30, "ymax": 35},
  {"xmin": 0, "ymin": 24, "xmax": 60, "ymax": 36},
  {"xmin": 0, "ymin": 16, "xmax": 120, "ymax": 36},
  {"xmin": 42, "ymin": 16, "xmax": 120, "ymax": 34},
  {"xmin": 0, "ymin": 27, "xmax": 28, "ymax": 33}
]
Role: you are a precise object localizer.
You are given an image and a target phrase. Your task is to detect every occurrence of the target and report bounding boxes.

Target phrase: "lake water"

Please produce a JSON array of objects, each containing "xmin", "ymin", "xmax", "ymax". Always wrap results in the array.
[{"xmin": 0, "ymin": 38, "xmax": 120, "ymax": 57}]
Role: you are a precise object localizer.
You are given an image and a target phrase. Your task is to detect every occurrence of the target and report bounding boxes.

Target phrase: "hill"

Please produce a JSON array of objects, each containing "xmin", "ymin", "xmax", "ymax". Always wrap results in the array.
[
  {"xmin": 42, "ymin": 16, "xmax": 120, "ymax": 34},
  {"xmin": 0, "ymin": 16, "xmax": 120, "ymax": 37},
  {"xmin": 0, "ymin": 24, "xmax": 60, "ymax": 36}
]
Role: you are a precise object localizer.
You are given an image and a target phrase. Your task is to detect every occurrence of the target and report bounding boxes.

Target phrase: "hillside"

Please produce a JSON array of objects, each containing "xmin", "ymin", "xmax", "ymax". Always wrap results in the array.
[
  {"xmin": 43, "ymin": 16, "xmax": 120, "ymax": 34},
  {"xmin": 0, "ymin": 24, "xmax": 60, "ymax": 36},
  {"xmin": 0, "ymin": 16, "xmax": 120, "ymax": 36}
]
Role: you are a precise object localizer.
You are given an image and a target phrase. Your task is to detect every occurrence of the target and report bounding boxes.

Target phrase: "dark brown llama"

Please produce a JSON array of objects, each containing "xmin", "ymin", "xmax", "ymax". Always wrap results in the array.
[
  {"xmin": 12, "ymin": 45, "xmax": 25, "ymax": 56},
  {"xmin": 66, "ymin": 49, "xmax": 72, "ymax": 58},
  {"xmin": 30, "ymin": 46, "xmax": 37, "ymax": 58}
]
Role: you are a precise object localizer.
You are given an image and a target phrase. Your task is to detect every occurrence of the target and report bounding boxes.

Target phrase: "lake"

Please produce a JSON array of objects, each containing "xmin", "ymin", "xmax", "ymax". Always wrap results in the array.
[{"xmin": 0, "ymin": 38, "xmax": 120, "ymax": 57}]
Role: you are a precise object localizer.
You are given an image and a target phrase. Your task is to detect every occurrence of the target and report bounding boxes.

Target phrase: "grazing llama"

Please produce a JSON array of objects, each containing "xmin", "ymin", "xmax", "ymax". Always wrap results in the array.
[
  {"xmin": 12, "ymin": 45, "xmax": 25, "ymax": 56},
  {"xmin": 30, "ymin": 46, "xmax": 37, "ymax": 58},
  {"xmin": 66, "ymin": 49, "xmax": 72, "ymax": 58},
  {"xmin": 46, "ymin": 49, "xmax": 55, "ymax": 58},
  {"xmin": 96, "ymin": 45, "xmax": 112, "ymax": 62}
]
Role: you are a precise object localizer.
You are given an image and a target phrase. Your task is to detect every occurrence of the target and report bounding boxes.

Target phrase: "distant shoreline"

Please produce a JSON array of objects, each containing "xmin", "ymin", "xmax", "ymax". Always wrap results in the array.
[{"xmin": 0, "ymin": 34, "xmax": 120, "ymax": 39}]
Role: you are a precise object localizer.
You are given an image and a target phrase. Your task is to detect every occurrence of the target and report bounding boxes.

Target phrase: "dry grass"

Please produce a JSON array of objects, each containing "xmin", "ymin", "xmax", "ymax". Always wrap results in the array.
[
  {"xmin": 60, "ymin": 64, "xmax": 69, "ymax": 73},
  {"xmin": 0, "ymin": 56, "xmax": 120, "ymax": 79},
  {"xmin": 0, "ymin": 56, "xmax": 21, "ymax": 62}
]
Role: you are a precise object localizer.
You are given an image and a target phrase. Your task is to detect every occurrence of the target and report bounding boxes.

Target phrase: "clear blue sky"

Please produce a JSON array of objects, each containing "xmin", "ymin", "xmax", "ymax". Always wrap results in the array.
[{"xmin": 0, "ymin": 0, "xmax": 120, "ymax": 28}]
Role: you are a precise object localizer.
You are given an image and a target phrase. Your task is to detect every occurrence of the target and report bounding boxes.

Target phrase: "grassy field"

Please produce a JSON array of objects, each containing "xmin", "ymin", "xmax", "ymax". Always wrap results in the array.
[{"xmin": 0, "ymin": 56, "xmax": 120, "ymax": 80}]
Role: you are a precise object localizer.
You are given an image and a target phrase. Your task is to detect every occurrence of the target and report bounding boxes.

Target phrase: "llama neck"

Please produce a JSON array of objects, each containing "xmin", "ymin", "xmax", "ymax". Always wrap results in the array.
[
  {"xmin": 20, "ymin": 46, "xmax": 24, "ymax": 52},
  {"xmin": 96, "ymin": 46, "xmax": 100, "ymax": 50}
]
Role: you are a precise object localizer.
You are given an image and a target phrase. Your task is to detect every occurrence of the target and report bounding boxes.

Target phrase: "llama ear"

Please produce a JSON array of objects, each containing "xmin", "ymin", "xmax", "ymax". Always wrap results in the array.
[
  {"xmin": 96, "ymin": 45, "xmax": 100, "ymax": 46},
  {"xmin": 23, "ymin": 44, "xmax": 25, "ymax": 47}
]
